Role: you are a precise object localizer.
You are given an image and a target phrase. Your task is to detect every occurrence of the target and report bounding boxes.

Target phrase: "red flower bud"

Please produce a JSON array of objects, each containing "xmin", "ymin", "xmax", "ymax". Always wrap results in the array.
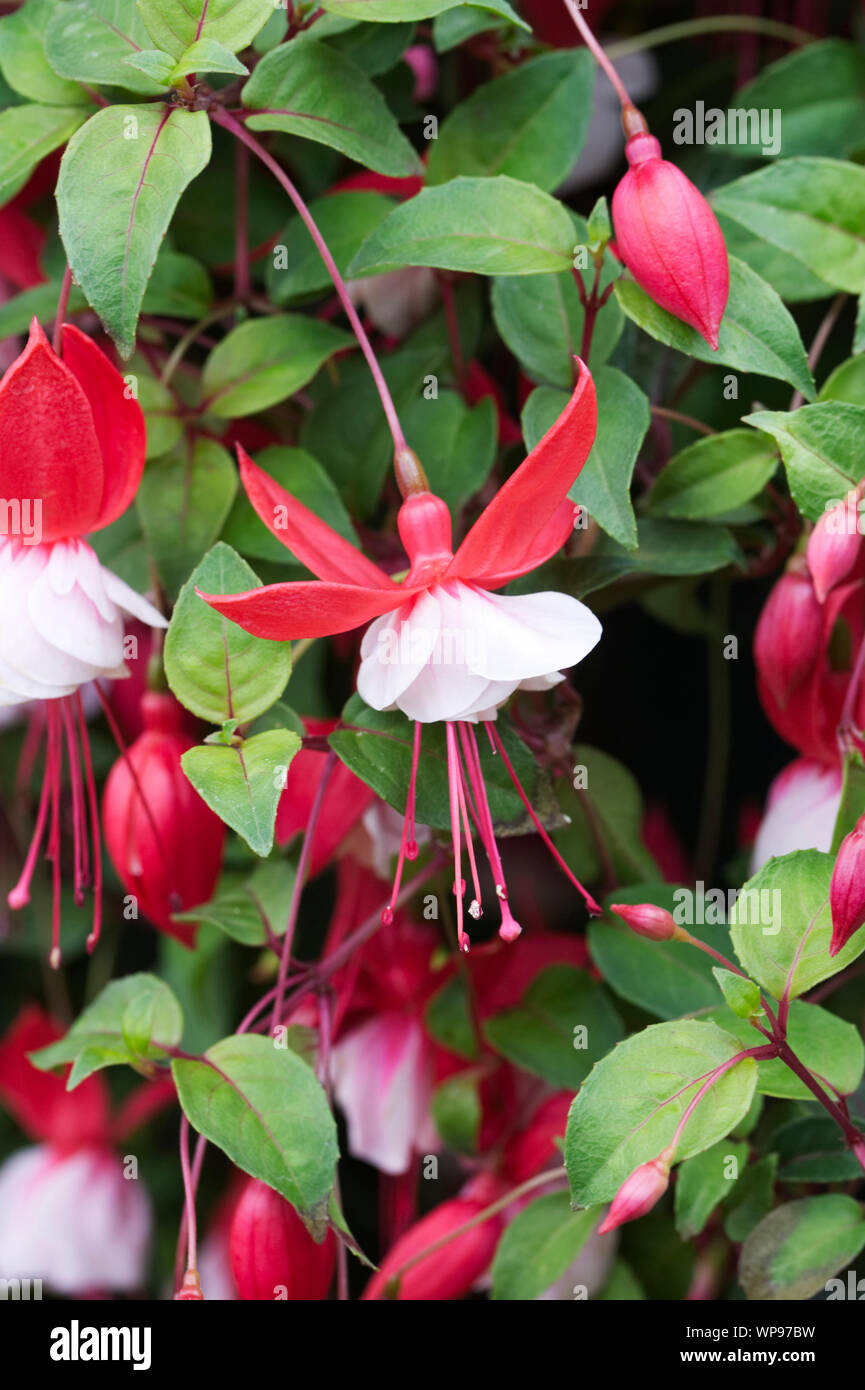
[
  {"xmin": 102, "ymin": 692, "xmax": 225, "ymax": 947},
  {"xmin": 830, "ymin": 815, "xmax": 865, "ymax": 956},
  {"xmin": 753, "ymin": 567, "xmax": 823, "ymax": 712},
  {"xmin": 612, "ymin": 132, "xmax": 729, "ymax": 349},
  {"xmin": 609, "ymin": 901, "xmax": 678, "ymax": 941},
  {"xmin": 229, "ymin": 1178, "xmax": 336, "ymax": 1300},
  {"xmin": 807, "ymin": 492, "xmax": 863, "ymax": 603},
  {"xmin": 597, "ymin": 1148, "xmax": 674, "ymax": 1235},
  {"xmin": 362, "ymin": 1173, "xmax": 507, "ymax": 1301},
  {"xmin": 503, "ymin": 1091, "xmax": 572, "ymax": 1183}
]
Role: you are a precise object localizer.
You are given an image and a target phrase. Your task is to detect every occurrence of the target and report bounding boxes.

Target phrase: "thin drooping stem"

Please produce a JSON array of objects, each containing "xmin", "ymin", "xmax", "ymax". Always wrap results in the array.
[
  {"xmin": 178, "ymin": 1114, "xmax": 198, "ymax": 1278},
  {"xmin": 650, "ymin": 405, "xmax": 715, "ymax": 436},
  {"xmin": 605, "ymin": 15, "xmax": 813, "ymax": 60},
  {"xmin": 790, "ymin": 293, "xmax": 847, "ymax": 411},
  {"xmin": 234, "ymin": 140, "xmax": 251, "ymax": 300},
  {"xmin": 269, "ymin": 751, "xmax": 336, "ymax": 1032},
  {"xmin": 52, "ymin": 266, "xmax": 74, "ymax": 354},
  {"xmin": 561, "ymin": 0, "xmax": 632, "ymax": 107},
  {"xmin": 212, "ymin": 105, "xmax": 408, "ymax": 456}
]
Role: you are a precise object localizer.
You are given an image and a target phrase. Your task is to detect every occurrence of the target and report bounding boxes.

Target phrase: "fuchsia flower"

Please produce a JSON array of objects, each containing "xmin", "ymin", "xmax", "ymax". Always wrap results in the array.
[
  {"xmin": 750, "ymin": 758, "xmax": 842, "ymax": 873},
  {"xmin": 0, "ymin": 1008, "xmax": 159, "ymax": 1295},
  {"xmin": 229, "ymin": 1178, "xmax": 336, "ymax": 1301},
  {"xmin": 201, "ymin": 366, "xmax": 603, "ymax": 948},
  {"xmin": 612, "ymin": 119, "xmax": 729, "ymax": 348},
  {"xmin": 0, "ymin": 320, "xmax": 167, "ymax": 964},
  {"xmin": 830, "ymin": 815, "xmax": 865, "ymax": 957},
  {"xmin": 101, "ymin": 692, "xmax": 226, "ymax": 948}
]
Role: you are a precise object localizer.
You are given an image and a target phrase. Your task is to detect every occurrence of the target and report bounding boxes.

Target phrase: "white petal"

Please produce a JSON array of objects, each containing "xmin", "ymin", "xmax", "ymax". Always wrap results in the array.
[
  {"xmin": 357, "ymin": 590, "xmax": 442, "ymax": 711},
  {"xmin": 446, "ymin": 585, "xmax": 602, "ymax": 682},
  {"xmin": 102, "ymin": 567, "xmax": 168, "ymax": 628},
  {"xmin": 331, "ymin": 1015, "xmax": 434, "ymax": 1176},
  {"xmin": 750, "ymin": 759, "xmax": 842, "ymax": 873}
]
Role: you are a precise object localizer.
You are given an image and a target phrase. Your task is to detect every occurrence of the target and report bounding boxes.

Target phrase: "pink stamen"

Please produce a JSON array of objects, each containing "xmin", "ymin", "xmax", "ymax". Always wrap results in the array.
[
  {"xmin": 445, "ymin": 722, "xmax": 469, "ymax": 951},
  {"xmin": 486, "ymin": 720, "xmax": 602, "ymax": 916},
  {"xmin": 46, "ymin": 704, "xmax": 62, "ymax": 970},
  {"xmin": 454, "ymin": 748, "xmax": 482, "ymax": 921},
  {"xmin": 76, "ymin": 693, "xmax": 102, "ymax": 955},
  {"xmin": 382, "ymin": 721, "xmax": 423, "ymax": 926},
  {"xmin": 15, "ymin": 703, "xmax": 45, "ymax": 801},
  {"xmin": 462, "ymin": 723, "xmax": 521, "ymax": 942},
  {"xmin": 8, "ymin": 718, "xmax": 51, "ymax": 912},
  {"xmin": 61, "ymin": 698, "xmax": 88, "ymax": 904}
]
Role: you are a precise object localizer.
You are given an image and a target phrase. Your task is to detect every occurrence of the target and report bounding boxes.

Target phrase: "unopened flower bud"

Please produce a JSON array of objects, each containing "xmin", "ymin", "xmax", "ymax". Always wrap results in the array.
[
  {"xmin": 597, "ymin": 1147, "xmax": 675, "ymax": 1235},
  {"xmin": 830, "ymin": 815, "xmax": 865, "ymax": 956},
  {"xmin": 229, "ymin": 1178, "xmax": 336, "ymax": 1300},
  {"xmin": 807, "ymin": 491, "xmax": 862, "ymax": 603},
  {"xmin": 609, "ymin": 901, "xmax": 679, "ymax": 941},
  {"xmin": 612, "ymin": 131, "xmax": 729, "ymax": 349},
  {"xmin": 753, "ymin": 567, "xmax": 823, "ymax": 712}
]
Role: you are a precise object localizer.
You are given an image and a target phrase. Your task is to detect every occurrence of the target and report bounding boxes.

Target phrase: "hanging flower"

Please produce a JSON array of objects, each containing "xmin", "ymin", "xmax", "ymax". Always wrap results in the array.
[
  {"xmin": 0, "ymin": 1007, "xmax": 164, "ymax": 1295},
  {"xmin": 102, "ymin": 692, "xmax": 226, "ymax": 948},
  {"xmin": 1, "ymin": 320, "xmax": 167, "ymax": 964},
  {"xmin": 200, "ymin": 366, "xmax": 603, "ymax": 949}
]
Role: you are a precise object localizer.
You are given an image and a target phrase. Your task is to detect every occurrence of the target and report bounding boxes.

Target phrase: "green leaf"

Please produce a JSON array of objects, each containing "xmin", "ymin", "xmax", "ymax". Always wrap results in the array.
[
  {"xmin": 712, "ymin": 158, "xmax": 865, "ymax": 296},
  {"xmin": 267, "ymin": 191, "xmax": 396, "ymax": 304},
  {"xmin": 242, "ymin": 39, "xmax": 421, "ymax": 178},
  {"xmin": 484, "ymin": 965, "xmax": 624, "ymax": 1089},
  {"xmin": 431, "ymin": 1072, "xmax": 481, "ymax": 1154},
  {"xmin": 724, "ymin": 1154, "xmax": 777, "ymax": 1243},
  {"xmin": 181, "ymin": 729, "xmax": 301, "ymax": 856},
  {"xmin": 137, "ymin": 0, "xmax": 273, "ymax": 57},
  {"xmin": 565, "ymin": 1019, "xmax": 758, "ymax": 1207},
  {"xmin": 533, "ymin": 518, "xmax": 743, "ymax": 601},
  {"xmin": 222, "ymin": 445, "xmax": 360, "ymax": 566},
  {"xmin": 492, "ymin": 266, "xmax": 623, "ymax": 384},
  {"xmin": 675, "ymin": 1138, "xmax": 749, "ymax": 1240},
  {"xmin": 137, "ymin": 438, "xmax": 237, "ymax": 598},
  {"xmin": 0, "ymin": 0, "xmax": 91, "ymax": 105},
  {"xmin": 588, "ymin": 885, "xmax": 728, "ymax": 1020},
  {"xmin": 522, "ymin": 370, "xmax": 647, "ymax": 549},
  {"xmin": 615, "ymin": 255, "xmax": 815, "ymax": 401},
  {"xmin": 45, "ymin": 0, "xmax": 169, "ymax": 94},
  {"xmin": 29, "ymin": 973, "xmax": 183, "ymax": 1087},
  {"xmin": 171, "ymin": 36, "xmax": 248, "ymax": 78},
  {"xmin": 729, "ymin": 850, "xmax": 865, "ymax": 1000},
  {"xmin": 322, "ymin": 0, "xmax": 528, "ymax": 23},
  {"xmin": 647, "ymin": 429, "xmax": 778, "ymax": 521},
  {"xmin": 174, "ymin": 859, "xmax": 298, "ymax": 947},
  {"xmin": 325, "ymin": 17, "xmax": 416, "ymax": 76},
  {"xmin": 132, "ymin": 359, "xmax": 183, "ymax": 458},
  {"xmin": 598, "ymin": 1260, "xmax": 646, "ymax": 1300},
  {"xmin": 401, "ymin": 391, "xmax": 497, "ymax": 514},
  {"xmin": 712, "ymin": 967, "xmax": 762, "ymax": 1020},
  {"xmin": 164, "ymin": 542, "xmax": 293, "ymax": 726},
  {"xmin": 717, "ymin": 212, "xmax": 831, "ymax": 304},
  {"xmin": 709, "ymin": 41, "xmax": 865, "ymax": 160},
  {"xmin": 330, "ymin": 693, "xmax": 539, "ymax": 832},
  {"xmin": 491, "ymin": 1194, "xmax": 598, "ymax": 1301},
  {"xmin": 172, "ymin": 1033, "xmax": 338, "ymax": 1233},
  {"xmin": 553, "ymin": 747, "xmax": 659, "ymax": 889},
  {"xmin": 831, "ymin": 748, "xmax": 865, "ymax": 854},
  {"xmin": 121, "ymin": 48, "xmax": 174, "ymax": 84},
  {"xmin": 820, "ymin": 354, "xmax": 865, "ymax": 408},
  {"xmin": 57, "ymin": 104, "xmax": 211, "ymax": 357},
  {"xmin": 201, "ymin": 314, "xmax": 352, "ymax": 418},
  {"xmin": 706, "ymin": 1000, "xmax": 865, "ymax": 1102},
  {"xmin": 740, "ymin": 1196, "xmax": 865, "ymax": 1301},
  {"xmin": 348, "ymin": 176, "xmax": 578, "ymax": 277},
  {"xmin": 141, "ymin": 247, "xmax": 213, "ymax": 320},
  {"xmin": 426, "ymin": 50, "xmax": 593, "ymax": 192},
  {"xmin": 775, "ymin": 1116, "xmax": 865, "ymax": 1184},
  {"xmin": 745, "ymin": 403, "xmax": 865, "ymax": 522},
  {"xmin": 424, "ymin": 975, "xmax": 478, "ymax": 1061},
  {"xmin": 0, "ymin": 103, "xmax": 89, "ymax": 207}
]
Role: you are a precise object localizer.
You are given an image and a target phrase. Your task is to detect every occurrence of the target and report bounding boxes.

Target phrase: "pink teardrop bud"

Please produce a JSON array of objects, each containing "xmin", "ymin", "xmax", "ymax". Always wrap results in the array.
[
  {"xmin": 609, "ymin": 901, "xmax": 678, "ymax": 941},
  {"xmin": 807, "ymin": 491, "xmax": 862, "ymax": 603},
  {"xmin": 830, "ymin": 815, "xmax": 865, "ymax": 956},
  {"xmin": 597, "ymin": 1147, "xmax": 675, "ymax": 1235},
  {"xmin": 753, "ymin": 566, "xmax": 823, "ymax": 712},
  {"xmin": 612, "ymin": 132, "xmax": 729, "ymax": 349}
]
